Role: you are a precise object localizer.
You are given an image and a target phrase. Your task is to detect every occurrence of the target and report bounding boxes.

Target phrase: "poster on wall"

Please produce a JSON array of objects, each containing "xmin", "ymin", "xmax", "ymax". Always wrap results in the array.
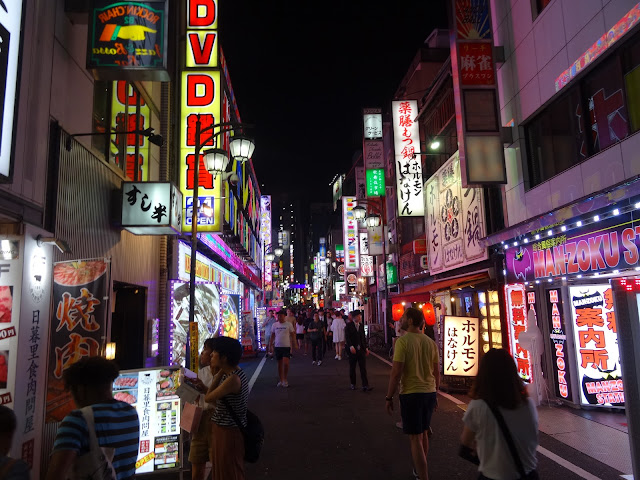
[
  {"xmin": 170, "ymin": 282, "xmax": 219, "ymax": 367},
  {"xmin": 219, "ymin": 293, "xmax": 240, "ymax": 339},
  {"xmin": 46, "ymin": 259, "xmax": 110, "ymax": 422},
  {"xmin": 443, "ymin": 316, "xmax": 479, "ymax": 376},
  {"xmin": 504, "ymin": 284, "xmax": 533, "ymax": 383},
  {"xmin": 112, "ymin": 367, "xmax": 181, "ymax": 472},
  {"xmin": 0, "ymin": 238, "xmax": 20, "ymax": 412},
  {"xmin": 569, "ymin": 284, "xmax": 624, "ymax": 407},
  {"xmin": 546, "ymin": 288, "xmax": 572, "ymax": 400},
  {"xmin": 240, "ymin": 311, "xmax": 256, "ymax": 352}
]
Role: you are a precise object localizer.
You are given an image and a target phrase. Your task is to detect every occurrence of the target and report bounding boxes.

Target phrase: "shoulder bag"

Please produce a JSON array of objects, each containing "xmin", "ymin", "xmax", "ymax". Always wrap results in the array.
[
  {"xmin": 221, "ymin": 398, "xmax": 264, "ymax": 463},
  {"xmin": 66, "ymin": 406, "xmax": 117, "ymax": 480},
  {"xmin": 487, "ymin": 404, "xmax": 539, "ymax": 480}
]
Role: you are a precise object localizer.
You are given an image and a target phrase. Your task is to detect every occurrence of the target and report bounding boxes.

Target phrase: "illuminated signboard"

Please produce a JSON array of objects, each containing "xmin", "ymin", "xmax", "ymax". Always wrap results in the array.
[
  {"xmin": 443, "ymin": 316, "xmax": 479, "ymax": 376},
  {"xmin": 342, "ymin": 196, "xmax": 359, "ymax": 271},
  {"xmin": 332, "ymin": 175, "xmax": 343, "ymax": 212},
  {"xmin": 392, "ymin": 100, "xmax": 424, "ymax": 216},
  {"xmin": 359, "ymin": 232, "xmax": 369, "ymax": 255},
  {"xmin": 181, "ymin": 0, "xmax": 223, "ymax": 233},
  {"xmin": 504, "ymin": 284, "xmax": 532, "ymax": 383},
  {"xmin": 219, "ymin": 293, "xmax": 240, "ymax": 339},
  {"xmin": 177, "ymin": 241, "xmax": 239, "ymax": 293},
  {"xmin": 546, "ymin": 288, "xmax": 572, "ymax": 400},
  {"xmin": 360, "ymin": 255, "xmax": 374, "ymax": 277},
  {"xmin": 569, "ymin": 284, "xmax": 624, "ymax": 407},
  {"xmin": 363, "ymin": 108, "xmax": 382, "ymax": 139},
  {"xmin": 0, "ymin": 0, "xmax": 24, "ymax": 181},
  {"xmin": 121, "ymin": 182, "xmax": 182, "ymax": 235},
  {"xmin": 364, "ymin": 141, "xmax": 384, "ymax": 170},
  {"xmin": 366, "ymin": 168, "xmax": 385, "ymax": 197},
  {"xmin": 260, "ymin": 196, "xmax": 272, "ymax": 290},
  {"xmin": 87, "ymin": 1, "xmax": 169, "ymax": 81}
]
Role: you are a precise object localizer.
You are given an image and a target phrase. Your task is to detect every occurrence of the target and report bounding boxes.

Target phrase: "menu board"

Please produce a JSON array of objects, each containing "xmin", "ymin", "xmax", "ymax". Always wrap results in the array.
[{"xmin": 113, "ymin": 367, "xmax": 181, "ymax": 472}]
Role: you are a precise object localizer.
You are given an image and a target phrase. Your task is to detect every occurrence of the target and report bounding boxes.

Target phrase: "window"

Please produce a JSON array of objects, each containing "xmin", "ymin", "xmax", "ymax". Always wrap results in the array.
[{"xmin": 531, "ymin": 0, "xmax": 552, "ymax": 19}]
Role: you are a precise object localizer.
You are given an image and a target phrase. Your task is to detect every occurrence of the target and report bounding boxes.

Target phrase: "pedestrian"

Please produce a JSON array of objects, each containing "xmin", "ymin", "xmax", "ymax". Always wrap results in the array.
[
  {"xmin": 187, "ymin": 338, "xmax": 218, "ymax": 480},
  {"xmin": 264, "ymin": 310, "xmax": 276, "ymax": 358},
  {"xmin": 0, "ymin": 406, "xmax": 30, "ymax": 479},
  {"xmin": 460, "ymin": 348, "xmax": 539, "ymax": 480},
  {"xmin": 46, "ymin": 357, "xmax": 139, "ymax": 480},
  {"xmin": 295, "ymin": 317, "xmax": 306, "ymax": 352},
  {"xmin": 307, "ymin": 312, "xmax": 325, "ymax": 365},
  {"xmin": 204, "ymin": 336, "xmax": 250, "ymax": 480},
  {"xmin": 385, "ymin": 307, "xmax": 440, "ymax": 480},
  {"xmin": 270, "ymin": 309, "xmax": 296, "ymax": 387},
  {"xmin": 326, "ymin": 311, "xmax": 334, "ymax": 351},
  {"xmin": 330, "ymin": 312, "xmax": 346, "ymax": 360},
  {"xmin": 302, "ymin": 312, "xmax": 313, "ymax": 355},
  {"xmin": 318, "ymin": 309, "xmax": 329, "ymax": 354},
  {"xmin": 344, "ymin": 310, "xmax": 372, "ymax": 391}
]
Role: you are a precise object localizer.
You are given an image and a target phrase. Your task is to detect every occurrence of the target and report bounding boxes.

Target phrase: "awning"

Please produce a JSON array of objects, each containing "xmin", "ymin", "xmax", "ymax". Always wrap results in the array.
[{"xmin": 389, "ymin": 272, "xmax": 490, "ymax": 303}]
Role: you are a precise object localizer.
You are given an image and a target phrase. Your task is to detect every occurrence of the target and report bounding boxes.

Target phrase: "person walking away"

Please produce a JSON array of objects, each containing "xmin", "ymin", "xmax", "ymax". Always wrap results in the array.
[
  {"xmin": 344, "ymin": 310, "xmax": 372, "ymax": 391},
  {"xmin": 307, "ymin": 313, "xmax": 325, "ymax": 365},
  {"xmin": 385, "ymin": 307, "xmax": 439, "ymax": 480},
  {"xmin": 187, "ymin": 338, "xmax": 218, "ymax": 480},
  {"xmin": 0, "ymin": 406, "xmax": 30, "ymax": 479},
  {"xmin": 46, "ymin": 357, "xmax": 139, "ymax": 480},
  {"xmin": 270, "ymin": 309, "xmax": 296, "ymax": 387},
  {"xmin": 264, "ymin": 311, "xmax": 276, "ymax": 358},
  {"xmin": 318, "ymin": 309, "xmax": 329, "ymax": 354},
  {"xmin": 205, "ymin": 337, "xmax": 250, "ymax": 480},
  {"xmin": 460, "ymin": 348, "xmax": 539, "ymax": 480},
  {"xmin": 331, "ymin": 312, "xmax": 346, "ymax": 360},
  {"xmin": 295, "ymin": 317, "xmax": 306, "ymax": 352},
  {"xmin": 326, "ymin": 311, "xmax": 334, "ymax": 351}
]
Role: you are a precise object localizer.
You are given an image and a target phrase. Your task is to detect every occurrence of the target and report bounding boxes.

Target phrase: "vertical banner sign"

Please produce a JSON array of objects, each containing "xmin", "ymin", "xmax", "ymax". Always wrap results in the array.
[
  {"xmin": 181, "ymin": 0, "xmax": 223, "ymax": 233},
  {"xmin": 360, "ymin": 255, "xmax": 374, "ymax": 277},
  {"xmin": 363, "ymin": 108, "xmax": 383, "ymax": 139},
  {"xmin": 444, "ymin": 316, "xmax": 479, "ymax": 376},
  {"xmin": 364, "ymin": 141, "xmax": 384, "ymax": 170},
  {"xmin": 47, "ymin": 260, "xmax": 110, "ymax": 422},
  {"xmin": 546, "ymin": 289, "xmax": 572, "ymax": 400},
  {"xmin": 504, "ymin": 284, "xmax": 532, "ymax": 383},
  {"xmin": 392, "ymin": 100, "xmax": 425, "ymax": 216},
  {"xmin": 260, "ymin": 196, "xmax": 272, "ymax": 291},
  {"xmin": 366, "ymin": 169, "xmax": 385, "ymax": 197},
  {"xmin": 332, "ymin": 175, "xmax": 343, "ymax": 212},
  {"xmin": 359, "ymin": 232, "xmax": 369, "ymax": 255},
  {"xmin": 342, "ymin": 197, "xmax": 360, "ymax": 271},
  {"xmin": 450, "ymin": 0, "xmax": 506, "ymax": 185},
  {"xmin": 189, "ymin": 322, "xmax": 199, "ymax": 373},
  {"xmin": 424, "ymin": 151, "xmax": 487, "ymax": 274},
  {"xmin": 355, "ymin": 167, "xmax": 366, "ymax": 200},
  {"xmin": 368, "ymin": 226, "xmax": 384, "ymax": 256},
  {"xmin": 569, "ymin": 285, "xmax": 624, "ymax": 407},
  {"xmin": 0, "ymin": 0, "xmax": 24, "ymax": 181}
]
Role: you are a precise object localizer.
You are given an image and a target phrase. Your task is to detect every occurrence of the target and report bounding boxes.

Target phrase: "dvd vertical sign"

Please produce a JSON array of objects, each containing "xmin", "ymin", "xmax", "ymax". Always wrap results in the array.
[
  {"xmin": 342, "ymin": 196, "xmax": 359, "ymax": 272},
  {"xmin": 0, "ymin": 0, "xmax": 24, "ymax": 182}
]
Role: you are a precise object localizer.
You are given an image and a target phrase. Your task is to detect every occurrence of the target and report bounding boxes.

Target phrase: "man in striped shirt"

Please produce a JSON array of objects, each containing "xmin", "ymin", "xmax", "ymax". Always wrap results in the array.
[{"xmin": 46, "ymin": 357, "xmax": 139, "ymax": 480}]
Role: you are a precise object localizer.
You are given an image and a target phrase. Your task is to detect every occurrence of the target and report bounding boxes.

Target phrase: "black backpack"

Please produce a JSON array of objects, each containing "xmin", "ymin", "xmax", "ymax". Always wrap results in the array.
[{"xmin": 222, "ymin": 399, "xmax": 264, "ymax": 463}]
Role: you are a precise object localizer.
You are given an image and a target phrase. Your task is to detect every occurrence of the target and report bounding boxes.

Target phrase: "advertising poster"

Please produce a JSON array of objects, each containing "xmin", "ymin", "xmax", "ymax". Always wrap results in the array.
[
  {"xmin": 546, "ymin": 289, "xmax": 572, "ymax": 400},
  {"xmin": 240, "ymin": 311, "xmax": 256, "ymax": 351},
  {"xmin": 0, "ymin": 238, "xmax": 20, "ymax": 408},
  {"xmin": 113, "ymin": 367, "xmax": 181, "ymax": 473},
  {"xmin": 47, "ymin": 259, "xmax": 110, "ymax": 422},
  {"xmin": 170, "ymin": 282, "xmax": 219, "ymax": 367},
  {"xmin": 220, "ymin": 294, "xmax": 240, "ymax": 339},
  {"xmin": 569, "ymin": 285, "xmax": 624, "ymax": 407},
  {"xmin": 504, "ymin": 284, "xmax": 533, "ymax": 383},
  {"xmin": 443, "ymin": 316, "xmax": 479, "ymax": 376}
]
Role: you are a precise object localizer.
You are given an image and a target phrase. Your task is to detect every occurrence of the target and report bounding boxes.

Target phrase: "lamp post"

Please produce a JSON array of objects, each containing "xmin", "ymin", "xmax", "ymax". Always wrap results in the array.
[{"xmin": 187, "ymin": 115, "xmax": 255, "ymax": 367}]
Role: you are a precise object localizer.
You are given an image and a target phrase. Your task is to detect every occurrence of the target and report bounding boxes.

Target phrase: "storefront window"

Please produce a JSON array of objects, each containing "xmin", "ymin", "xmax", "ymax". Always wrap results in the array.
[{"xmin": 479, "ymin": 290, "xmax": 502, "ymax": 353}]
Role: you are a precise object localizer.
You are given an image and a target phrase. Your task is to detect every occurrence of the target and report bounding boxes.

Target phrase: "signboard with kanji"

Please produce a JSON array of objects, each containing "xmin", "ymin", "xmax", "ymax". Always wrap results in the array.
[
  {"xmin": 366, "ymin": 168, "xmax": 385, "ymax": 197},
  {"xmin": 363, "ymin": 108, "xmax": 383, "ymax": 139},
  {"xmin": 459, "ymin": 42, "xmax": 495, "ymax": 86},
  {"xmin": 444, "ymin": 315, "xmax": 479, "ymax": 376},
  {"xmin": 122, "ymin": 182, "xmax": 182, "ymax": 235},
  {"xmin": 505, "ymin": 284, "xmax": 533, "ymax": 383}
]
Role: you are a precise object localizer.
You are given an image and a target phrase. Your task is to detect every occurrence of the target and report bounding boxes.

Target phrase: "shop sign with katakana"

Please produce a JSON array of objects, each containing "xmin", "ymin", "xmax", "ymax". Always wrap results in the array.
[
  {"xmin": 392, "ymin": 100, "xmax": 424, "ymax": 217},
  {"xmin": 444, "ymin": 315, "xmax": 479, "ymax": 376},
  {"xmin": 459, "ymin": 42, "xmax": 495, "ymax": 86}
]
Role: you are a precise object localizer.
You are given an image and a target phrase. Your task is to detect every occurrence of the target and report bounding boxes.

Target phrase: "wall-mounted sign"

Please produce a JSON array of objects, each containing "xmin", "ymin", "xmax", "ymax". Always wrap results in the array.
[
  {"xmin": 356, "ymin": 167, "xmax": 366, "ymax": 200},
  {"xmin": 368, "ymin": 226, "xmax": 384, "ymax": 256},
  {"xmin": 505, "ymin": 284, "xmax": 533, "ymax": 383},
  {"xmin": 342, "ymin": 197, "xmax": 359, "ymax": 271},
  {"xmin": 425, "ymin": 151, "xmax": 487, "ymax": 274},
  {"xmin": 335, "ymin": 244, "xmax": 345, "ymax": 262},
  {"xmin": 260, "ymin": 196, "xmax": 272, "ymax": 291},
  {"xmin": 87, "ymin": 1, "xmax": 169, "ymax": 81},
  {"xmin": 569, "ymin": 284, "xmax": 623, "ymax": 407},
  {"xmin": 386, "ymin": 263, "xmax": 398, "ymax": 285},
  {"xmin": 364, "ymin": 141, "xmax": 384, "ymax": 170},
  {"xmin": 121, "ymin": 182, "xmax": 182, "ymax": 234},
  {"xmin": 444, "ymin": 316, "xmax": 479, "ymax": 376},
  {"xmin": 346, "ymin": 273, "xmax": 357, "ymax": 285},
  {"xmin": 546, "ymin": 288, "xmax": 572, "ymax": 400},
  {"xmin": 366, "ymin": 168, "xmax": 385, "ymax": 197},
  {"xmin": 335, "ymin": 281, "xmax": 346, "ymax": 300},
  {"xmin": 0, "ymin": 0, "xmax": 24, "ymax": 182},
  {"xmin": 361, "ymin": 255, "xmax": 374, "ymax": 277},
  {"xmin": 332, "ymin": 175, "xmax": 343, "ymax": 212},
  {"xmin": 337, "ymin": 264, "xmax": 345, "ymax": 276},
  {"xmin": 359, "ymin": 232, "xmax": 369, "ymax": 255},
  {"xmin": 413, "ymin": 238, "xmax": 427, "ymax": 255},
  {"xmin": 392, "ymin": 100, "xmax": 425, "ymax": 216},
  {"xmin": 363, "ymin": 108, "xmax": 383, "ymax": 139}
]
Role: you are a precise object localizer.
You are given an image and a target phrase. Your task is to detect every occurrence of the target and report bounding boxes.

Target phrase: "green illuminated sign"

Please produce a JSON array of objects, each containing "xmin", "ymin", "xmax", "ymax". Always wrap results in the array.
[
  {"xmin": 386, "ymin": 263, "xmax": 397, "ymax": 285},
  {"xmin": 366, "ymin": 169, "xmax": 385, "ymax": 197}
]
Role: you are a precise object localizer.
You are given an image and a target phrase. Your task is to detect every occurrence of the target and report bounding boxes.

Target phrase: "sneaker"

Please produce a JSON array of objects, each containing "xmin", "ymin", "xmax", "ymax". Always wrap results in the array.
[
  {"xmin": 277, "ymin": 381, "xmax": 283, "ymax": 387},
  {"xmin": 317, "ymin": 361, "xmax": 322, "ymax": 366},
  {"xmin": 312, "ymin": 361, "xmax": 316, "ymax": 365},
  {"xmin": 350, "ymin": 384, "xmax": 356, "ymax": 390},
  {"xmin": 338, "ymin": 356, "xmax": 342, "ymax": 360},
  {"xmin": 335, "ymin": 355, "xmax": 339, "ymax": 360},
  {"xmin": 362, "ymin": 386, "xmax": 374, "ymax": 392},
  {"xmin": 283, "ymin": 381, "xmax": 289, "ymax": 388}
]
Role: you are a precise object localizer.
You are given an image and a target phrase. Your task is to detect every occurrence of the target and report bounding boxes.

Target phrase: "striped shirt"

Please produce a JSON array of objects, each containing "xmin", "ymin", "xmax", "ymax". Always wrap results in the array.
[
  {"xmin": 53, "ymin": 401, "xmax": 139, "ymax": 480},
  {"xmin": 212, "ymin": 369, "xmax": 249, "ymax": 428}
]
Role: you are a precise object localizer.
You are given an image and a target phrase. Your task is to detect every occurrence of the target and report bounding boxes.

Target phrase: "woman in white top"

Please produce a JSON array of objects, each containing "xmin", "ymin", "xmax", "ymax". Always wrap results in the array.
[
  {"xmin": 330, "ymin": 314, "xmax": 346, "ymax": 360},
  {"xmin": 461, "ymin": 348, "xmax": 539, "ymax": 480}
]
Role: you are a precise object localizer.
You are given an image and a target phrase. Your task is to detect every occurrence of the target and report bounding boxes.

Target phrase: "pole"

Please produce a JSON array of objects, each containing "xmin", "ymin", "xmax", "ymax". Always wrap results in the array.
[{"xmin": 187, "ymin": 115, "xmax": 202, "ymax": 369}]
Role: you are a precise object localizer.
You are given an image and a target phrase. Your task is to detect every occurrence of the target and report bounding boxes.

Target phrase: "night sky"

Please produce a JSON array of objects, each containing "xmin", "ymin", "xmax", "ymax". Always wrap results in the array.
[{"xmin": 219, "ymin": 1, "xmax": 449, "ymax": 200}]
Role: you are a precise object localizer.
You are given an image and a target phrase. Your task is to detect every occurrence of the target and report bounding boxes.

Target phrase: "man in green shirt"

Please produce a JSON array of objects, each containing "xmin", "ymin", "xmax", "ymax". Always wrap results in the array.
[{"xmin": 385, "ymin": 307, "xmax": 440, "ymax": 480}]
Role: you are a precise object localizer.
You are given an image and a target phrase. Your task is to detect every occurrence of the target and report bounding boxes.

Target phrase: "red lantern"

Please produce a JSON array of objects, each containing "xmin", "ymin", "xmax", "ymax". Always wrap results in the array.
[
  {"xmin": 422, "ymin": 302, "xmax": 436, "ymax": 326},
  {"xmin": 392, "ymin": 304, "xmax": 405, "ymax": 322}
]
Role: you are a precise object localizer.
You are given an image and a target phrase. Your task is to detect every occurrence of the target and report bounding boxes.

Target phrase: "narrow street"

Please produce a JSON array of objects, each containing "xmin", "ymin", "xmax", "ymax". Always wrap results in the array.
[{"xmin": 238, "ymin": 351, "xmax": 628, "ymax": 480}]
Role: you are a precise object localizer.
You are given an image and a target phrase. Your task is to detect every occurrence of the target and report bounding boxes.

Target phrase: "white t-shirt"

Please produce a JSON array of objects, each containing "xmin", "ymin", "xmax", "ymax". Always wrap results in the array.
[
  {"xmin": 272, "ymin": 320, "xmax": 294, "ymax": 348},
  {"xmin": 295, "ymin": 323, "xmax": 305, "ymax": 334},
  {"xmin": 198, "ymin": 365, "xmax": 214, "ymax": 409},
  {"xmin": 463, "ymin": 398, "xmax": 538, "ymax": 480}
]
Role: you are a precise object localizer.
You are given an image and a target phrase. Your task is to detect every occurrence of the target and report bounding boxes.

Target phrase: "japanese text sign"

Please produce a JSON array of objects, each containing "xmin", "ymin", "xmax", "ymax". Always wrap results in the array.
[
  {"xmin": 87, "ymin": 1, "xmax": 169, "ymax": 81},
  {"xmin": 366, "ymin": 168, "xmax": 385, "ymax": 197},
  {"xmin": 424, "ymin": 151, "xmax": 487, "ymax": 274},
  {"xmin": 359, "ymin": 232, "xmax": 369, "ymax": 255},
  {"xmin": 122, "ymin": 182, "xmax": 182, "ymax": 234},
  {"xmin": 260, "ymin": 196, "xmax": 272, "ymax": 291},
  {"xmin": 363, "ymin": 108, "xmax": 383, "ymax": 139},
  {"xmin": 342, "ymin": 197, "xmax": 360, "ymax": 271},
  {"xmin": 459, "ymin": 42, "xmax": 495, "ymax": 86},
  {"xmin": 546, "ymin": 288, "xmax": 572, "ymax": 400},
  {"xmin": 505, "ymin": 284, "xmax": 533, "ymax": 383},
  {"xmin": 364, "ymin": 141, "xmax": 384, "ymax": 170},
  {"xmin": 47, "ymin": 259, "xmax": 109, "ymax": 422},
  {"xmin": 444, "ymin": 316, "xmax": 479, "ymax": 376},
  {"xmin": 392, "ymin": 100, "xmax": 425, "ymax": 216},
  {"xmin": 332, "ymin": 175, "xmax": 343, "ymax": 212},
  {"xmin": 570, "ymin": 285, "xmax": 624, "ymax": 407},
  {"xmin": 360, "ymin": 255, "xmax": 374, "ymax": 277}
]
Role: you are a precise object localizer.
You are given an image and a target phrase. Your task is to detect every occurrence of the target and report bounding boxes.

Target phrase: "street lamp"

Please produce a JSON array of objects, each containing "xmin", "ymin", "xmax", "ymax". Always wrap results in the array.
[
  {"xmin": 274, "ymin": 247, "xmax": 284, "ymax": 257},
  {"xmin": 202, "ymin": 148, "xmax": 230, "ymax": 178},
  {"xmin": 353, "ymin": 205, "xmax": 367, "ymax": 221},
  {"xmin": 265, "ymin": 252, "xmax": 275, "ymax": 262},
  {"xmin": 365, "ymin": 213, "xmax": 381, "ymax": 228}
]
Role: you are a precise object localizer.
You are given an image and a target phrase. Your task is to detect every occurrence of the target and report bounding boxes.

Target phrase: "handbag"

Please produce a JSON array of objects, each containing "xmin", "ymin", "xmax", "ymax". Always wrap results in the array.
[
  {"xmin": 458, "ymin": 444, "xmax": 480, "ymax": 465},
  {"xmin": 180, "ymin": 401, "xmax": 203, "ymax": 433},
  {"xmin": 487, "ymin": 404, "xmax": 539, "ymax": 480},
  {"xmin": 66, "ymin": 406, "xmax": 117, "ymax": 480},
  {"xmin": 221, "ymin": 398, "xmax": 264, "ymax": 463}
]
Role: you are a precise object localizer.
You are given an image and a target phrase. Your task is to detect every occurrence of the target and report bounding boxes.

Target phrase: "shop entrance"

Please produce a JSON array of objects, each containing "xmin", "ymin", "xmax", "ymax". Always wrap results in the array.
[{"xmin": 111, "ymin": 281, "xmax": 147, "ymax": 370}]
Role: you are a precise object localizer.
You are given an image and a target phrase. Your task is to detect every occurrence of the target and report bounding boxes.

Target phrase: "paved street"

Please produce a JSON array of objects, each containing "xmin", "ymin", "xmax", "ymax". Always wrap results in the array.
[{"xmin": 238, "ymin": 349, "xmax": 628, "ymax": 480}]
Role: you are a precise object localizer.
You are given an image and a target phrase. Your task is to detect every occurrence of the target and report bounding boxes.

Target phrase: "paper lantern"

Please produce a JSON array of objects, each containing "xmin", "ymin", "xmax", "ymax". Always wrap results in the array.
[
  {"xmin": 392, "ymin": 304, "xmax": 405, "ymax": 322},
  {"xmin": 422, "ymin": 302, "xmax": 436, "ymax": 326}
]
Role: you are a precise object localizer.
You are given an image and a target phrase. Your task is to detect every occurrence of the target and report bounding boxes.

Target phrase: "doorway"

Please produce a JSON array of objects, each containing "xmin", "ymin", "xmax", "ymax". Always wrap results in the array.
[{"xmin": 111, "ymin": 281, "xmax": 147, "ymax": 370}]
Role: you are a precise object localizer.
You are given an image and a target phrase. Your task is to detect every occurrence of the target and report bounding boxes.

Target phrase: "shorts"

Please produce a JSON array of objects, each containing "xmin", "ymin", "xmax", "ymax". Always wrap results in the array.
[
  {"xmin": 274, "ymin": 347, "xmax": 291, "ymax": 360},
  {"xmin": 399, "ymin": 392, "xmax": 437, "ymax": 435},
  {"xmin": 296, "ymin": 333, "xmax": 305, "ymax": 340},
  {"xmin": 188, "ymin": 408, "xmax": 214, "ymax": 464}
]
